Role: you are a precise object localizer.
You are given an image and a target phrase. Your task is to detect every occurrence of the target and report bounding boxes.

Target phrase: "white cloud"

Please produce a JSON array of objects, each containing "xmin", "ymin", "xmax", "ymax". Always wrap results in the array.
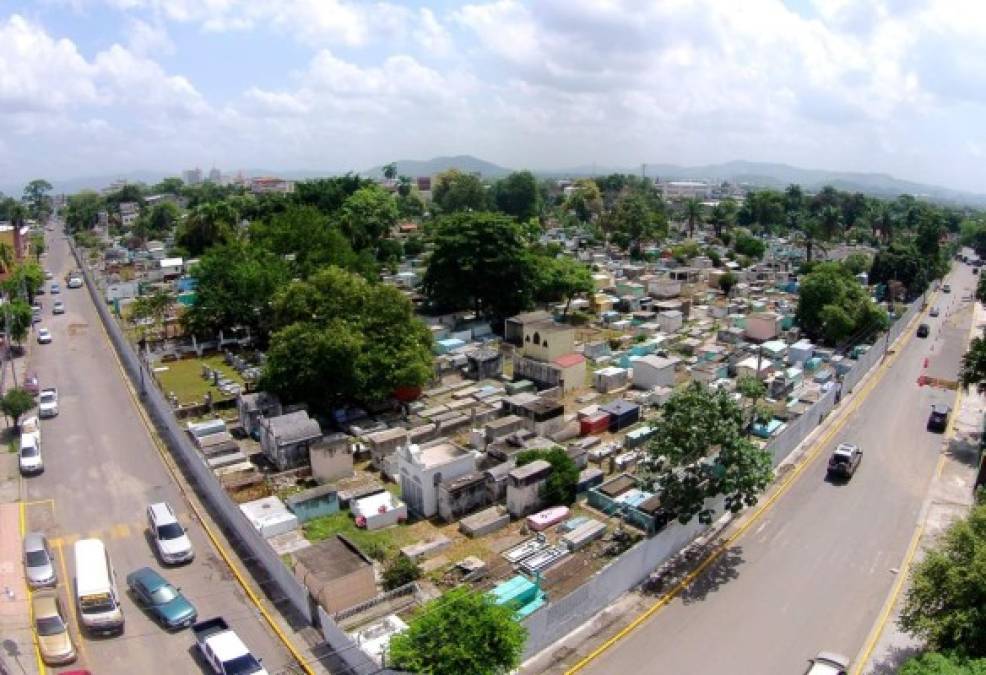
[{"xmin": 125, "ymin": 17, "xmax": 174, "ymax": 55}]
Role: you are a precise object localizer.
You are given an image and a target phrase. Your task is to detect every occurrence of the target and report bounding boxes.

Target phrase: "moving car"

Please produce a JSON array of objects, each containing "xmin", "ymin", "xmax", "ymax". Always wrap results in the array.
[
  {"xmin": 18, "ymin": 433, "xmax": 43, "ymax": 475},
  {"xmin": 928, "ymin": 404, "xmax": 951, "ymax": 433},
  {"xmin": 31, "ymin": 305, "xmax": 42, "ymax": 323},
  {"xmin": 917, "ymin": 323, "xmax": 930, "ymax": 338},
  {"xmin": 23, "ymin": 532, "xmax": 56, "ymax": 588},
  {"xmin": 32, "ymin": 591, "xmax": 77, "ymax": 666},
  {"xmin": 44, "ymin": 271, "xmax": 53, "ymax": 280},
  {"xmin": 147, "ymin": 501, "xmax": 194, "ymax": 564},
  {"xmin": 22, "ymin": 372, "xmax": 40, "ymax": 396},
  {"xmin": 127, "ymin": 567, "xmax": 197, "ymax": 630},
  {"xmin": 38, "ymin": 388, "xmax": 58, "ymax": 418},
  {"xmin": 804, "ymin": 652, "xmax": 849, "ymax": 675},
  {"xmin": 930, "ymin": 306, "xmax": 940, "ymax": 317},
  {"xmin": 37, "ymin": 327, "xmax": 52, "ymax": 344},
  {"xmin": 53, "ymin": 300, "xmax": 65, "ymax": 314},
  {"xmin": 827, "ymin": 443, "xmax": 863, "ymax": 480},
  {"xmin": 943, "ymin": 283, "xmax": 952, "ymax": 293},
  {"xmin": 67, "ymin": 276, "xmax": 83, "ymax": 289},
  {"xmin": 50, "ymin": 283, "xmax": 60, "ymax": 294}
]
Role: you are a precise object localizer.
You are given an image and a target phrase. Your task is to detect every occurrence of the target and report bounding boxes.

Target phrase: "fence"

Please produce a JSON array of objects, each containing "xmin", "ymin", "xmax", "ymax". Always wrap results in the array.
[
  {"xmin": 70, "ymin": 244, "xmax": 386, "ymax": 674},
  {"xmin": 521, "ymin": 293, "xmax": 927, "ymax": 659}
]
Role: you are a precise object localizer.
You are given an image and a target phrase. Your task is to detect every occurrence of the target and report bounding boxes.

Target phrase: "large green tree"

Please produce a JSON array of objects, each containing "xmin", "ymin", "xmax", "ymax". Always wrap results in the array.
[
  {"xmin": 605, "ymin": 192, "xmax": 666, "ymax": 255},
  {"xmin": 494, "ymin": 171, "xmax": 540, "ymax": 222},
  {"xmin": 959, "ymin": 337, "xmax": 986, "ymax": 393},
  {"xmin": 900, "ymin": 652, "xmax": 986, "ymax": 675},
  {"xmin": 261, "ymin": 267, "xmax": 433, "ymax": 404},
  {"xmin": 516, "ymin": 447, "xmax": 580, "ymax": 506},
  {"xmin": 1, "ymin": 388, "xmax": 35, "ymax": 428},
  {"xmin": 432, "ymin": 169, "xmax": 488, "ymax": 213},
  {"xmin": 564, "ymin": 179, "xmax": 603, "ymax": 224},
  {"xmin": 64, "ymin": 191, "xmax": 103, "ymax": 232},
  {"xmin": 795, "ymin": 262, "xmax": 887, "ymax": 345},
  {"xmin": 682, "ymin": 197, "xmax": 703, "ymax": 239},
  {"xmin": 532, "ymin": 254, "xmax": 592, "ymax": 316},
  {"xmin": 388, "ymin": 586, "xmax": 527, "ymax": 675},
  {"xmin": 339, "ymin": 185, "xmax": 399, "ymax": 251},
  {"xmin": 134, "ymin": 202, "xmax": 179, "ymax": 243},
  {"xmin": 177, "ymin": 201, "xmax": 237, "ymax": 255},
  {"xmin": 293, "ymin": 175, "xmax": 369, "ymax": 215},
  {"xmin": 0, "ymin": 299, "xmax": 32, "ymax": 345},
  {"xmin": 183, "ymin": 242, "xmax": 290, "ymax": 338},
  {"xmin": 422, "ymin": 212, "xmax": 534, "ymax": 322},
  {"xmin": 899, "ymin": 501, "xmax": 986, "ymax": 657},
  {"xmin": 22, "ymin": 179, "xmax": 53, "ymax": 220},
  {"xmin": 643, "ymin": 383, "xmax": 774, "ymax": 524}
]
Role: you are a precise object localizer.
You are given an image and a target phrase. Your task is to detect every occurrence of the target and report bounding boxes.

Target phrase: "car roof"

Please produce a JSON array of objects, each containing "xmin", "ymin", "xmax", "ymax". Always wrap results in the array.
[
  {"xmin": 931, "ymin": 403, "xmax": 951, "ymax": 413},
  {"xmin": 129, "ymin": 566, "xmax": 167, "ymax": 590},
  {"xmin": 148, "ymin": 501, "xmax": 178, "ymax": 524},
  {"xmin": 835, "ymin": 443, "xmax": 858, "ymax": 452},
  {"xmin": 23, "ymin": 531, "xmax": 46, "ymax": 551}
]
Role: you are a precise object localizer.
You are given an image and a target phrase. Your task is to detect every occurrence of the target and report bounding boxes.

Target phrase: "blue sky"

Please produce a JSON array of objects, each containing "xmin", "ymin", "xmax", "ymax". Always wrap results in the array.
[{"xmin": 4, "ymin": 0, "xmax": 986, "ymax": 193}]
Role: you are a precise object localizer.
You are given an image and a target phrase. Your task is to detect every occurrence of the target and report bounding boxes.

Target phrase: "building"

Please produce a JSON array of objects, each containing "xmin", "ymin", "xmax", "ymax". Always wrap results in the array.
[
  {"xmin": 351, "ymin": 492, "xmax": 408, "ymax": 530},
  {"xmin": 250, "ymin": 176, "xmax": 295, "ymax": 194},
  {"xmin": 309, "ymin": 432, "xmax": 353, "ymax": 483},
  {"xmin": 520, "ymin": 320, "xmax": 575, "ymax": 361},
  {"xmin": 506, "ymin": 460, "xmax": 552, "ymax": 517},
  {"xmin": 258, "ymin": 410, "xmax": 322, "ymax": 472},
  {"xmin": 182, "ymin": 168, "xmax": 202, "ymax": 185},
  {"xmin": 0, "ymin": 223, "xmax": 29, "ymax": 278},
  {"xmin": 745, "ymin": 312, "xmax": 782, "ymax": 342},
  {"xmin": 398, "ymin": 440, "xmax": 478, "ymax": 518},
  {"xmin": 513, "ymin": 353, "xmax": 586, "ymax": 394},
  {"xmin": 632, "ymin": 355, "xmax": 680, "ymax": 389},
  {"xmin": 504, "ymin": 310, "xmax": 553, "ymax": 347},
  {"xmin": 503, "ymin": 395, "xmax": 566, "ymax": 436},
  {"xmin": 293, "ymin": 536, "xmax": 376, "ymax": 614},
  {"xmin": 365, "ymin": 427, "xmax": 409, "ymax": 475},
  {"xmin": 237, "ymin": 392, "xmax": 283, "ymax": 439},
  {"xmin": 599, "ymin": 399, "xmax": 640, "ymax": 432},
  {"xmin": 437, "ymin": 472, "xmax": 490, "ymax": 522},
  {"xmin": 657, "ymin": 180, "xmax": 711, "ymax": 200},
  {"xmin": 593, "ymin": 366, "xmax": 629, "ymax": 393},
  {"xmin": 465, "ymin": 348, "xmax": 503, "ymax": 380},
  {"xmin": 207, "ymin": 167, "xmax": 221, "ymax": 183}
]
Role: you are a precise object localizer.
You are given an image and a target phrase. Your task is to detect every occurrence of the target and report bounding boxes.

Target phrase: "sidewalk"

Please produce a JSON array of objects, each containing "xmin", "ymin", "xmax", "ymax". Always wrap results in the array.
[
  {"xmin": 0, "ymin": 471, "xmax": 38, "ymax": 675},
  {"xmin": 859, "ymin": 304, "xmax": 985, "ymax": 674}
]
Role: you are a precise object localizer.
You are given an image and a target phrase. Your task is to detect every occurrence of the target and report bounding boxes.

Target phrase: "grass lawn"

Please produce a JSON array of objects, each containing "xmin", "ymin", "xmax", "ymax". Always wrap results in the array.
[
  {"xmin": 303, "ymin": 511, "xmax": 428, "ymax": 560},
  {"xmin": 154, "ymin": 354, "xmax": 244, "ymax": 405}
]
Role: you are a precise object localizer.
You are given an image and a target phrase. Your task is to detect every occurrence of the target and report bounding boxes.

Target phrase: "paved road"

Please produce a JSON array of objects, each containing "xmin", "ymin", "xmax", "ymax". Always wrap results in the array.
[
  {"xmin": 583, "ymin": 263, "xmax": 976, "ymax": 675},
  {"xmin": 23, "ymin": 226, "xmax": 294, "ymax": 674}
]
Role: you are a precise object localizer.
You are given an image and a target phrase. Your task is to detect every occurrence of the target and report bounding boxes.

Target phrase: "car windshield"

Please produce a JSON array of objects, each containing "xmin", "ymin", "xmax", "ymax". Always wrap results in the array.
[
  {"xmin": 149, "ymin": 584, "xmax": 178, "ymax": 604},
  {"xmin": 80, "ymin": 593, "xmax": 116, "ymax": 614},
  {"xmin": 158, "ymin": 523, "xmax": 185, "ymax": 540},
  {"xmin": 225, "ymin": 654, "xmax": 264, "ymax": 675},
  {"xmin": 21, "ymin": 445, "xmax": 39, "ymax": 458},
  {"xmin": 40, "ymin": 394, "xmax": 54, "ymax": 403},
  {"xmin": 25, "ymin": 549, "xmax": 49, "ymax": 567},
  {"xmin": 35, "ymin": 615, "xmax": 65, "ymax": 636}
]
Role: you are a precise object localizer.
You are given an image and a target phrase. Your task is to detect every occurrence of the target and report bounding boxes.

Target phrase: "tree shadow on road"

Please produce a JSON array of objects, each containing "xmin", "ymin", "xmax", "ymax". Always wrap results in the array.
[
  {"xmin": 680, "ymin": 545, "xmax": 745, "ymax": 605},
  {"xmin": 865, "ymin": 644, "xmax": 922, "ymax": 674}
]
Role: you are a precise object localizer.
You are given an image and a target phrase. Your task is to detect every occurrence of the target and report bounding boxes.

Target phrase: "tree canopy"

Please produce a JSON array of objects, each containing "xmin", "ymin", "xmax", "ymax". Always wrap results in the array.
[
  {"xmin": 22, "ymin": 179, "xmax": 53, "ymax": 220},
  {"xmin": 339, "ymin": 185, "xmax": 399, "ymax": 251},
  {"xmin": 795, "ymin": 262, "xmax": 888, "ymax": 346},
  {"xmin": 494, "ymin": 171, "xmax": 541, "ymax": 222},
  {"xmin": 516, "ymin": 447, "xmax": 580, "ymax": 507},
  {"xmin": 64, "ymin": 191, "xmax": 103, "ymax": 232},
  {"xmin": 532, "ymin": 254, "xmax": 593, "ymax": 316},
  {"xmin": 605, "ymin": 192, "xmax": 666, "ymax": 256},
  {"xmin": 1, "ymin": 388, "xmax": 35, "ymax": 428},
  {"xmin": 643, "ymin": 383, "xmax": 774, "ymax": 524},
  {"xmin": 388, "ymin": 586, "xmax": 527, "ymax": 675},
  {"xmin": 432, "ymin": 169, "xmax": 488, "ymax": 213},
  {"xmin": 900, "ymin": 652, "xmax": 986, "ymax": 675}
]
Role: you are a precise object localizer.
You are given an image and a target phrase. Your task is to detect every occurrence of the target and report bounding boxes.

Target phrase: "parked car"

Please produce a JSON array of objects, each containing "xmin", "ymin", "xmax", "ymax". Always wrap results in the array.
[
  {"xmin": 67, "ymin": 276, "xmax": 83, "ymax": 289},
  {"xmin": 943, "ymin": 283, "xmax": 952, "ymax": 293},
  {"xmin": 50, "ymin": 283, "xmax": 60, "ymax": 294},
  {"xmin": 22, "ymin": 372, "xmax": 40, "ymax": 396},
  {"xmin": 32, "ymin": 591, "xmax": 77, "ymax": 666},
  {"xmin": 928, "ymin": 404, "xmax": 951, "ymax": 432},
  {"xmin": 44, "ymin": 271, "xmax": 53, "ymax": 280},
  {"xmin": 917, "ymin": 323, "xmax": 930, "ymax": 338},
  {"xmin": 53, "ymin": 301, "xmax": 65, "ymax": 315},
  {"xmin": 37, "ymin": 328, "xmax": 52, "ymax": 344},
  {"xmin": 38, "ymin": 388, "xmax": 58, "ymax": 418},
  {"xmin": 827, "ymin": 443, "xmax": 863, "ymax": 480},
  {"xmin": 19, "ymin": 434, "xmax": 43, "ymax": 475},
  {"xmin": 126, "ymin": 567, "xmax": 197, "ymax": 630},
  {"xmin": 31, "ymin": 305, "xmax": 42, "ymax": 323},
  {"xmin": 147, "ymin": 501, "xmax": 194, "ymax": 564},
  {"xmin": 193, "ymin": 617, "xmax": 267, "ymax": 675},
  {"xmin": 804, "ymin": 652, "xmax": 849, "ymax": 675},
  {"xmin": 929, "ymin": 306, "xmax": 940, "ymax": 317},
  {"xmin": 23, "ymin": 532, "xmax": 56, "ymax": 588}
]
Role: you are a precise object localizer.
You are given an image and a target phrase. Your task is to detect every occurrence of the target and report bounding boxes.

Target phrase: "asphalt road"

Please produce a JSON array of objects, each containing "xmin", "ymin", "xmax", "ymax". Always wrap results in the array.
[
  {"xmin": 583, "ymin": 263, "xmax": 977, "ymax": 675},
  {"xmin": 23, "ymin": 226, "xmax": 293, "ymax": 675}
]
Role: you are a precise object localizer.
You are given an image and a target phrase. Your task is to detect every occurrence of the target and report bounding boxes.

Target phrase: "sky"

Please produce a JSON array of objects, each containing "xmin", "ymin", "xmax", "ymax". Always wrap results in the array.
[{"xmin": 4, "ymin": 0, "xmax": 986, "ymax": 193}]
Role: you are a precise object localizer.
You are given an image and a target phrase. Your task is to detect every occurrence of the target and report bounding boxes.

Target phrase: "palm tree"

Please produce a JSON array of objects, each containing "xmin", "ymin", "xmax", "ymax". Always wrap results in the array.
[
  {"xmin": 383, "ymin": 163, "xmax": 398, "ymax": 180},
  {"xmin": 708, "ymin": 198, "xmax": 736, "ymax": 241},
  {"xmin": 819, "ymin": 205, "xmax": 842, "ymax": 241},
  {"xmin": 0, "ymin": 242, "xmax": 14, "ymax": 275},
  {"xmin": 683, "ymin": 198, "xmax": 703, "ymax": 239},
  {"xmin": 790, "ymin": 211, "xmax": 827, "ymax": 263}
]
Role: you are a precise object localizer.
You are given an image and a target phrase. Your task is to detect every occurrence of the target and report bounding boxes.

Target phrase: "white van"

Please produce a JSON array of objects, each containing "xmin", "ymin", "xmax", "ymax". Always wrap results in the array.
[{"xmin": 73, "ymin": 539, "xmax": 124, "ymax": 635}]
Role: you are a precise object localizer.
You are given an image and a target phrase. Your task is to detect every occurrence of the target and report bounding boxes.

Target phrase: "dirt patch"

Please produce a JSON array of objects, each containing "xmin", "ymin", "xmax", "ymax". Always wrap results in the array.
[{"xmin": 67, "ymin": 322, "xmax": 88, "ymax": 336}]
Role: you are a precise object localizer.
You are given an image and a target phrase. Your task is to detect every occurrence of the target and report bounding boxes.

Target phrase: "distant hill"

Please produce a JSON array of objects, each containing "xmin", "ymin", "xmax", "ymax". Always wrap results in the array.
[{"xmin": 365, "ymin": 155, "xmax": 512, "ymax": 178}]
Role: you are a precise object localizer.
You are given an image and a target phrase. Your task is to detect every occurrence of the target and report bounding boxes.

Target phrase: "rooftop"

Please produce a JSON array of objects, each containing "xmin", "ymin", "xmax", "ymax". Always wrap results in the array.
[
  {"xmin": 293, "ymin": 535, "xmax": 372, "ymax": 579},
  {"xmin": 407, "ymin": 440, "xmax": 472, "ymax": 469},
  {"xmin": 509, "ymin": 459, "xmax": 552, "ymax": 481},
  {"xmin": 264, "ymin": 410, "xmax": 321, "ymax": 444}
]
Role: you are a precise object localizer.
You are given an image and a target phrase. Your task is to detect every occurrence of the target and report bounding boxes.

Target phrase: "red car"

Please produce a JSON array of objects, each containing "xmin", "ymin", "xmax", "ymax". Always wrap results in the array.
[{"xmin": 23, "ymin": 372, "xmax": 40, "ymax": 396}]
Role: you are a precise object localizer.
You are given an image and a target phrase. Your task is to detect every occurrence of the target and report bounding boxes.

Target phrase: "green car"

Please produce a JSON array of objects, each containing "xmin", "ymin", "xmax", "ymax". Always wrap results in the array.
[{"xmin": 126, "ymin": 567, "xmax": 197, "ymax": 630}]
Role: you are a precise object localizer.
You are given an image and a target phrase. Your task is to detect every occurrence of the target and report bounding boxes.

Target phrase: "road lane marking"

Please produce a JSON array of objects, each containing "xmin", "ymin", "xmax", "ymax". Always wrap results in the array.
[
  {"xmin": 565, "ymin": 291, "xmax": 935, "ymax": 674},
  {"xmin": 20, "ymin": 500, "xmax": 48, "ymax": 675},
  {"xmin": 80, "ymin": 259, "xmax": 315, "ymax": 675},
  {"xmin": 109, "ymin": 523, "xmax": 132, "ymax": 540},
  {"xmin": 54, "ymin": 537, "xmax": 89, "ymax": 668}
]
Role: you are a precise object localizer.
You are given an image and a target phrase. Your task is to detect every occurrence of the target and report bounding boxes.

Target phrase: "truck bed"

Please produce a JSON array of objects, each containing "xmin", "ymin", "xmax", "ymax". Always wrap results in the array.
[{"xmin": 192, "ymin": 616, "xmax": 230, "ymax": 643}]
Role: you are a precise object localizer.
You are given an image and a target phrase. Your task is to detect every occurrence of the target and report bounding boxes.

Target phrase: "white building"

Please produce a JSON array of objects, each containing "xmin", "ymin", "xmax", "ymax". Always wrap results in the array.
[
  {"xmin": 632, "ymin": 355, "xmax": 680, "ymax": 390},
  {"xmin": 657, "ymin": 180, "xmax": 711, "ymax": 200},
  {"xmin": 398, "ymin": 440, "xmax": 478, "ymax": 518}
]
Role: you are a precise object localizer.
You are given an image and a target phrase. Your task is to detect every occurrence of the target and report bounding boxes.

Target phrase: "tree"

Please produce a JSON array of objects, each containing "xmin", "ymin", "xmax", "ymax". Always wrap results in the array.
[
  {"xmin": 959, "ymin": 337, "xmax": 986, "ymax": 392},
  {"xmin": 382, "ymin": 162, "xmax": 398, "ymax": 180},
  {"xmin": 3, "ymin": 262, "xmax": 45, "ymax": 304},
  {"xmin": 183, "ymin": 243, "xmax": 290, "ymax": 339},
  {"xmin": 643, "ymin": 383, "xmax": 773, "ymax": 524},
  {"xmin": 294, "ymin": 175, "xmax": 370, "ymax": 215},
  {"xmin": 177, "ymin": 201, "xmax": 238, "ymax": 256},
  {"xmin": 152, "ymin": 177, "xmax": 185, "ymax": 195},
  {"xmin": 708, "ymin": 199, "xmax": 736, "ymax": 240},
  {"xmin": 422, "ymin": 212, "xmax": 534, "ymax": 322},
  {"xmin": 795, "ymin": 263, "xmax": 888, "ymax": 345},
  {"xmin": 605, "ymin": 192, "xmax": 666, "ymax": 256},
  {"xmin": 784, "ymin": 184, "xmax": 804, "ymax": 215},
  {"xmin": 683, "ymin": 198, "xmax": 703, "ymax": 239},
  {"xmin": 1, "ymin": 388, "xmax": 35, "ymax": 429},
  {"xmin": 792, "ymin": 213, "xmax": 829, "ymax": 263},
  {"xmin": 978, "ymin": 274, "xmax": 986, "ymax": 305},
  {"xmin": 29, "ymin": 233, "xmax": 45, "ymax": 262},
  {"xmin": 516, "ymin": 447, "xmax": 580, "ymax": 506},
  {"xmin": 0, "ymin": 242, "xmax": 14, "ymax": 275},
  {"xmin": 0, "ymin": 299, "xmax": 32, "ymax": 345},
  {"xmin": 899, "ymin": 501, "xmax": 986, "ymax": 657},
  {"xmin": 900, "ymin": 652, "xmax": 986, "ymax": 675},
  {"xmin": 64, "ymin": 191, "xmax": 103, "ymax": 232},
  {"xmin": 261, "ymin": 267, "xmax": 434, "ymax": 405},
  {"xmin": 432, "ymin": 169, "xmax": 488, "ymax": 213},
  {"xmin": 736, "ymin": 375, "xmax": 770, "ymax": 428},
  {"xmin": 382, "ymin": 555, "xmax": 422, "ymax": 591},
  {"xmin": 388, "ymin": 586, "xmax": 527, "ymax": 675},
  {"xmin": 733, "ymin": 232, "xmax": 766, "ymax": 260},
  {"xmin": 842, "ymin": 252, "xmax": 872, "ymax": 276},
  {"xmin": 22, "ymin": 179, "xmax": 53, "ymax": 220},
  {"xmin": 339, "ymin": 185, "xmax": 399, "ymax": 251},
  {"xmin": 130, "ymin": 290, "xmax": 173, "ymax": 339},
  {"xmin": 134, "ymin": 202, "xmax": 179, "ymax": 243},
  {"xmin": 870, "ymin": 241, "xmax": 936, "ymax": 298},
  {"xmin": 738, "ymin": 190, "xmax": 785, "ymax": 232},
  {"xmin": 494, "ymin": 171, "xmax": 540, "ymax": 222},
  {"xmin": 565, "ymin": 179, "xmax": 603, "ymax": 224},
  {"xmin": 532, "ymin": 255, "xmax": 592, "ymax": 316},
  {"xmin": 718, "ymin": 271, "xmax": 738, "ymax": 297}
]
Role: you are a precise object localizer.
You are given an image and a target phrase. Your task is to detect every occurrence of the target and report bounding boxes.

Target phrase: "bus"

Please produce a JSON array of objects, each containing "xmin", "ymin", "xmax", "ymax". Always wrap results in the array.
[{"xmin": 74, "ymin": 538, "xmax": 124, "ymax": 635}]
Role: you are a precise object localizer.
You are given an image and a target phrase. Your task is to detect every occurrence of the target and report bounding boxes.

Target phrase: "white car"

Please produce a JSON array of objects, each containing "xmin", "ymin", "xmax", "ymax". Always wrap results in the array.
[
  {"xmin": 147, "ymin": 502, "xmax": 194, "ymax": 564},
  {"xmin": 67, "ymin": 277, "xmax": 83, "ymax": 289},
  {"xmin": 52, "ymin": 301, "xmax": 65, "ymax": 315},
  {"xmin": 19, "ymin": 434, "xmax": 43, "ymax": 475},
  {"xmin": 805, "ymin": 652, "xmax": 849, "ymax": 675},
  {"xmin": 36, "ymin": 328, "xmax": 52, "ymax": 344},
  {"xmin": 38, "ymin": 389, "xmax": 58, "ymax": 418}
]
